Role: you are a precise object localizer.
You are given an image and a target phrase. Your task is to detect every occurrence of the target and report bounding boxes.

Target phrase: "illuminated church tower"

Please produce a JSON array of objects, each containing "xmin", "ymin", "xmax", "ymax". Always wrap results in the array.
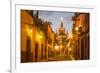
[{"xmin": 55, "ymin": 17, "xmax": 68, "ymax": 55}]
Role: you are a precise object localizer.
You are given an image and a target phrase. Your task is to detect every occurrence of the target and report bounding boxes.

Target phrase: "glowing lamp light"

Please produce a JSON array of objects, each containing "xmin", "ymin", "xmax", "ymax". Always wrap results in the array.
[
  {"xmin": 36, "ymin": 32, "xmax": 43, "ymax": 41},
  {"xmin": 29, "ymin": 29, "xmax": 32, "ymax": 32},
  {"xmin": 69, "ymin": 34, "xmax": 73, "ymax": 39},
  {"xmin": 55, "ymin": 45, "xmax": 59, "ymax": 50},
  {"xmin": 75, "ymin": 27, "xmax": 79, "ymax": 31},
  {"xmin": 38, "ymin": 34, "xmax": 42, "ymax": 39}
]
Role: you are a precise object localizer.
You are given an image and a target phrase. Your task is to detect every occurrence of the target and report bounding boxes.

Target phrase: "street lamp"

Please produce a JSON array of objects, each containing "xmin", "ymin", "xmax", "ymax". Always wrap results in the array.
[
  {"xmin": 75, "ymin": 27, "xmax": 79, "ymax": 31},
  {"xmin": 36, "ymin": 31, "xmax": 43, "ymax": 41},
  {"xmin": 38, "ymin": 34, "xmax": 42, "ymax": 40},
  {"xmin": 29, "ymin": 29, "xmax": 32, "ymax": 32},
  {"xmin": 26, "ymin": 24, "xmax": 33, "ymax": 36},
  {"xmin": 75, "ymin": 26, "xmax": 83, "ymax": 35},
  {"xmin": 54, "ymin": 45, "xmax": 59, "ymax": 51}
]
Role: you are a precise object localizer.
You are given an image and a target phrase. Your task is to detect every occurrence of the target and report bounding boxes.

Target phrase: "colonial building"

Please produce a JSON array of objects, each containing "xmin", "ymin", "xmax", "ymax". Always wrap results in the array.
[
  {"xmin": 38, "ymin": 21, "xmax": 55, "ymax": 61},
  {"xmin": 21, "ymin": 10, "xmax": 46, "ymax": 62},
  {"xmin": 21, "ymin": 10, "xmax": 55, "ymax": 62},
  {"xmin": 72, "ymin": 13, "xmax": 90, "ymax": 60},
  {"xmin": 55, "ymin": 20, "xmax": 68, "ymax": 56},
  {"xmin": 21, "ymin": 10, "xmax": 35, "ymax": 62},
  {"xmin": 46, "ymin": 22, "xmax": 55, "ymax": 60}
]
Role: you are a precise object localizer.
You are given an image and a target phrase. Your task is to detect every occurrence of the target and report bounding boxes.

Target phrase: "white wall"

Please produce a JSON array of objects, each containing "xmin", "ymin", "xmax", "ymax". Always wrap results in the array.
[{"xmin": 0, "ymin": 0, "xmax": 100, "ymax": 73}]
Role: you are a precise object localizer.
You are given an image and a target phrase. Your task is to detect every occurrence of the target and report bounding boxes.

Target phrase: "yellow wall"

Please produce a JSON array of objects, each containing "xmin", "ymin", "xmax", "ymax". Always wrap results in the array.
[
  {"xmin": 47, "ymin": 24, "xmax": 55, "ymax": 58},
  {"xmin": 21, "ymin": 10, "xmax": 55, "ymax": 62},
  {"xmin": 72, "ymin": 13, "xmax": 89, "ymax": 60},
  {"xmin": 21, "ymin": 10, "xmax": 34, "ymax": 52}
]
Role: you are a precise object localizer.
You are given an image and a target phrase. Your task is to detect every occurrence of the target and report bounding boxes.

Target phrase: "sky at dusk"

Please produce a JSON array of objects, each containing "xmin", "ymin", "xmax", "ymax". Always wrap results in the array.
[{"xmin": 38, "ymin": 11, "xmax": 75, "ymax": 35}]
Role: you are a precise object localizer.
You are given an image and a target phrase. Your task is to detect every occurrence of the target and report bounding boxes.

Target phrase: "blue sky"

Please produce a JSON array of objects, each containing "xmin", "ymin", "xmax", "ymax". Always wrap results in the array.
[{"xmin": 39, "ymin": 11, "xmax": 75, "ymax": 35}]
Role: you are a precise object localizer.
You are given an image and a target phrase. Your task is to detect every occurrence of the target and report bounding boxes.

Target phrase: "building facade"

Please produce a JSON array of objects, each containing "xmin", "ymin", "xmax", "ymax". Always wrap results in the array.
[
  {"xmin": 21, "ymin": 10, "xmax": 35, "ymax": 62},
  {"xmin": 46, "ymin": 23, "xmax": 55, "ymax": 60},
  {"xmin": 21, "ymin": 10, "xmax": 55, "ymax": 62},
  {"xmin": 72, "ymin": 13, "xmax": 90, "ymax": 60}
]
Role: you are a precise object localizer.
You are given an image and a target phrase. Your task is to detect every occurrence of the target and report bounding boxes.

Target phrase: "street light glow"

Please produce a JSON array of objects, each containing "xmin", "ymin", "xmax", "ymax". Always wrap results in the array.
[
  {"xmin": 36, "ymin": 31, "xmax": 43, "ymax": 41},
  {"xmin": 29, "ymin": 29, "xmax": 32, "ymax": 32},
  {"xmin": 69, "ymin": 34, "xmax": 73, "ymax": 38},
  {"xmin": 55, "ymin": 45, "xmax": 59, "ymax": 50},
  {"xmin": 39, "ymin": 34, "xmax": 42, "ymax": 39},
  {"xmin": 75, "ymin": 27, "xmax": 78, "ymax": 31}
]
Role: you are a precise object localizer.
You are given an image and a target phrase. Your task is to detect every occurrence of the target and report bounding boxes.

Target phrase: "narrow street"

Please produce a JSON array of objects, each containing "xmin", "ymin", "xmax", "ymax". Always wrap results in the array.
[
  {"xmin": 21, "ymin": 10, "xmax": 90, "ymax": 63},
  {"xmin": 48, "ymin": 54, "xmax": 75, "ymax": 61}
]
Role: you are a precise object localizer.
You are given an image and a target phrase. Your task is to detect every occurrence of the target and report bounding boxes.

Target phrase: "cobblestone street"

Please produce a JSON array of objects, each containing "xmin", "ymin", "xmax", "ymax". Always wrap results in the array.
[{"xmin": 48, "ymin": 54, "xmax": 75, "ymax": 61}]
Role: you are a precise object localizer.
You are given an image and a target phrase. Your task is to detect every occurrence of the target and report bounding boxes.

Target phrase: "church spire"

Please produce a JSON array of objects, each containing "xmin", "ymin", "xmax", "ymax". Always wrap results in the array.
[
  {"xmin": 61, "ymin": 17, "xmax": 64, "ymax": 28},
  {"xmin": 61, "ymin": 22, "xmax": 63, "ymax": 28},
  {"xmin": 56, "ymin": 30, "xmax": 57, "ymax": 34}
]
